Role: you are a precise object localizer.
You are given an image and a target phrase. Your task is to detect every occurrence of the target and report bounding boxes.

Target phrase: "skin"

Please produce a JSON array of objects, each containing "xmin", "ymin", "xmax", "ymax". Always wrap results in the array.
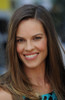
[
  {"xmin": 16, "ymin": 19, "xmax": 52, "ymax": 94},
  {"xmin": 16, "ymin": 18, "xmax": 47, "ymax": 69},
  {"xmin": 0, "ymin": 89, "xmax": 12, "ymax": 100}
]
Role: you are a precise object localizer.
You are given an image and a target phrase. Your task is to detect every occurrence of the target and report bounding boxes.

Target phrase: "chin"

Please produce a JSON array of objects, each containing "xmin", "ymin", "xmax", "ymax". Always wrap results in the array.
[{"xmin": 24, "ymin": 64, "xmax": 39, "ymax": 69}]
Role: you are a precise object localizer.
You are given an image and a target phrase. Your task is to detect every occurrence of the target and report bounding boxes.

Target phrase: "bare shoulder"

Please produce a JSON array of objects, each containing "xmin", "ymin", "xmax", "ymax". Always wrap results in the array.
[{"xmin": 0, "ymin": 88, "xmax": 13, "ymax": 100}]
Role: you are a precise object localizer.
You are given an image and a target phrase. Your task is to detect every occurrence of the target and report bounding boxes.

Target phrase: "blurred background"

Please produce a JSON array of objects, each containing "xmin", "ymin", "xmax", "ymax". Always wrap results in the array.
[{"xmin": 0, "ymin": 0, "xmax": 65, "ymax": 75}]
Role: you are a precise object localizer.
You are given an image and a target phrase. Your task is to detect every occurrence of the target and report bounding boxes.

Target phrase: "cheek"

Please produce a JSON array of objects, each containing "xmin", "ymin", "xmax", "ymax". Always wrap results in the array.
[
  {"xmin": 16, "ymin": 45, "xmax": 23, "ymax": 54},
  {"xmin": 37, "ymin": 40, "xmax": 47, "ymax": 51}
]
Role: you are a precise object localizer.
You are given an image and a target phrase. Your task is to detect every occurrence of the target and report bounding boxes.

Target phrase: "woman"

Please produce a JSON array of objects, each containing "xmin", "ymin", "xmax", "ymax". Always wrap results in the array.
[{"xmin": 0, "ymin": 4, "xmax": 65, "ymax": 100}]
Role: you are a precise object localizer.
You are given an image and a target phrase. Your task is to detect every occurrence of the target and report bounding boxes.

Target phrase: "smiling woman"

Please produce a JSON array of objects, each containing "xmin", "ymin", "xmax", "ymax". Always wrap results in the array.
[
  {"xmin": 0, "ymin": 4, "xmax": 65, "ymax": 100},
  {"xmin": 16, "ymin": 19, "xmax": 47, "ymax": 69}
]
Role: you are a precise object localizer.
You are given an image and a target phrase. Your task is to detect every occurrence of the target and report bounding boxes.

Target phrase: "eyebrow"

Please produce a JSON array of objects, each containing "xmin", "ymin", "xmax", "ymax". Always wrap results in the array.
[
  {"xmin": 16, "ymin": 33, "xmax": 44, "ymax": 38},
  {"xmin": 32, "ymin": 33, "xmax": 44, "ymax": 37}
]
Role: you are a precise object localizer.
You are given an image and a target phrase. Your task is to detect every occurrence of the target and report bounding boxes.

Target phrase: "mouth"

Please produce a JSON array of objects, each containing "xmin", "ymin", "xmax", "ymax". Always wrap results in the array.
[{"xmin": 23, "ymin": 53, "xmax": 39, "ymax": 60}]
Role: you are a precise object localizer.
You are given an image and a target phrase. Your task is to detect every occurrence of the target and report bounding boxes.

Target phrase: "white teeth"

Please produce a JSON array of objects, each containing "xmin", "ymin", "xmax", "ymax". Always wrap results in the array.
[{"xmin": 25, "ymin": 54, "xmax": 37, "ymax": 58}]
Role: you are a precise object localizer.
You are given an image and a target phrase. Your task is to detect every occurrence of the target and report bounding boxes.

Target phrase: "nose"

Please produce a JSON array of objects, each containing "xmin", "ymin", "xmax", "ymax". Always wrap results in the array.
[{"xmin": 25, "ymin": 40, "xmax": 34, "ymax": 51}]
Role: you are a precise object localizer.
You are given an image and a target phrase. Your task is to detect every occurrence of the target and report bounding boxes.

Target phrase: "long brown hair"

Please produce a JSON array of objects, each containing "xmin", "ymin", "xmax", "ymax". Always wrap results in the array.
[{"xmin": 6, "ymin": 4, "xmax": 65, "ymax": 100}]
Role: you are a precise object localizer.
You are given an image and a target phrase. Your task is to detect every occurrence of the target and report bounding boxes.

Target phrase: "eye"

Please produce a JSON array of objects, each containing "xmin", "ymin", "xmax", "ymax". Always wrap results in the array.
[
  {"xmin": 16, "ymin": 38, "xmax": 25, "ymax": 43},
  {"xmin": 33, "ymin": 37, "xmax": 42, "ymax": 40}
]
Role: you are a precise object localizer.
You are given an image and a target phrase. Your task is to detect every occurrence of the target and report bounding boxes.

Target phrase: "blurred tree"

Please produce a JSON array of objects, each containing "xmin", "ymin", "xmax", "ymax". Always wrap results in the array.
[{"xmin": 50, "ymin": 0, "xmax": 65, "ymax": 42}]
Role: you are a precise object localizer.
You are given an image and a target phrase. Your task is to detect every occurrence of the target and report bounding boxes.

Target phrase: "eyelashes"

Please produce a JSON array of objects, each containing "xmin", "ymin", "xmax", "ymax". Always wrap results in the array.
[
  {"xmin": 16, "ymin": 39, "xmax": 25, "ymax": 43},
  {"xmin": 16, "ymin": 36, "xmax": 42, "ymax": 44},
  {"xmin": 33, "ymin": 37, "xmax": 42, "ymax": 40}
]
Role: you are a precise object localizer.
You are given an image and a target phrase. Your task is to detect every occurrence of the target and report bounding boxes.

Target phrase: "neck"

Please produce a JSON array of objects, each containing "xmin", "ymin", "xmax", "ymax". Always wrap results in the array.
[
  {"xmin": 23, "ymin": 62, "xmax": 52, "ymax": 95},
  {"xmin": 24, "ymin": 62, "xmax": 46, "ymax": 86}
]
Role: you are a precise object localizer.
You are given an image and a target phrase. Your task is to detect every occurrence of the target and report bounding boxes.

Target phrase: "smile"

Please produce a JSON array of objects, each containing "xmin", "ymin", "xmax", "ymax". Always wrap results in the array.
[{"xmin": 24, "ymin": 53, "xmax": 39, "ymax": 60}]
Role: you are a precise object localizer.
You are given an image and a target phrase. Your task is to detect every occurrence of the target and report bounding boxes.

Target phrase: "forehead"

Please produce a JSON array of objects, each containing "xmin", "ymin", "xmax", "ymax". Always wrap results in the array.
[{"xmin": 16, "ymin": 18, "xmax": 45, "ymax": 37}]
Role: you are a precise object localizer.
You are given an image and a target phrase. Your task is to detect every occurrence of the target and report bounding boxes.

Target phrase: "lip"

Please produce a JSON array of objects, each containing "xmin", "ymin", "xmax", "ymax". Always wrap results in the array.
[
  {"xmin": 23, "ymin": 52, "xmax": 39, "ymax": 56},
  {"xmin": 23, "ymin": 53, "xmax": 39, "ymax": 60}
]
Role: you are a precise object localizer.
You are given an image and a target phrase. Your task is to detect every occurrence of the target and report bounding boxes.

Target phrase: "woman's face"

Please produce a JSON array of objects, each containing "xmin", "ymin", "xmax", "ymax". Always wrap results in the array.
[{"xmin": 16, "ymin": 18, "xmax": 47, "ymax": 69}]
